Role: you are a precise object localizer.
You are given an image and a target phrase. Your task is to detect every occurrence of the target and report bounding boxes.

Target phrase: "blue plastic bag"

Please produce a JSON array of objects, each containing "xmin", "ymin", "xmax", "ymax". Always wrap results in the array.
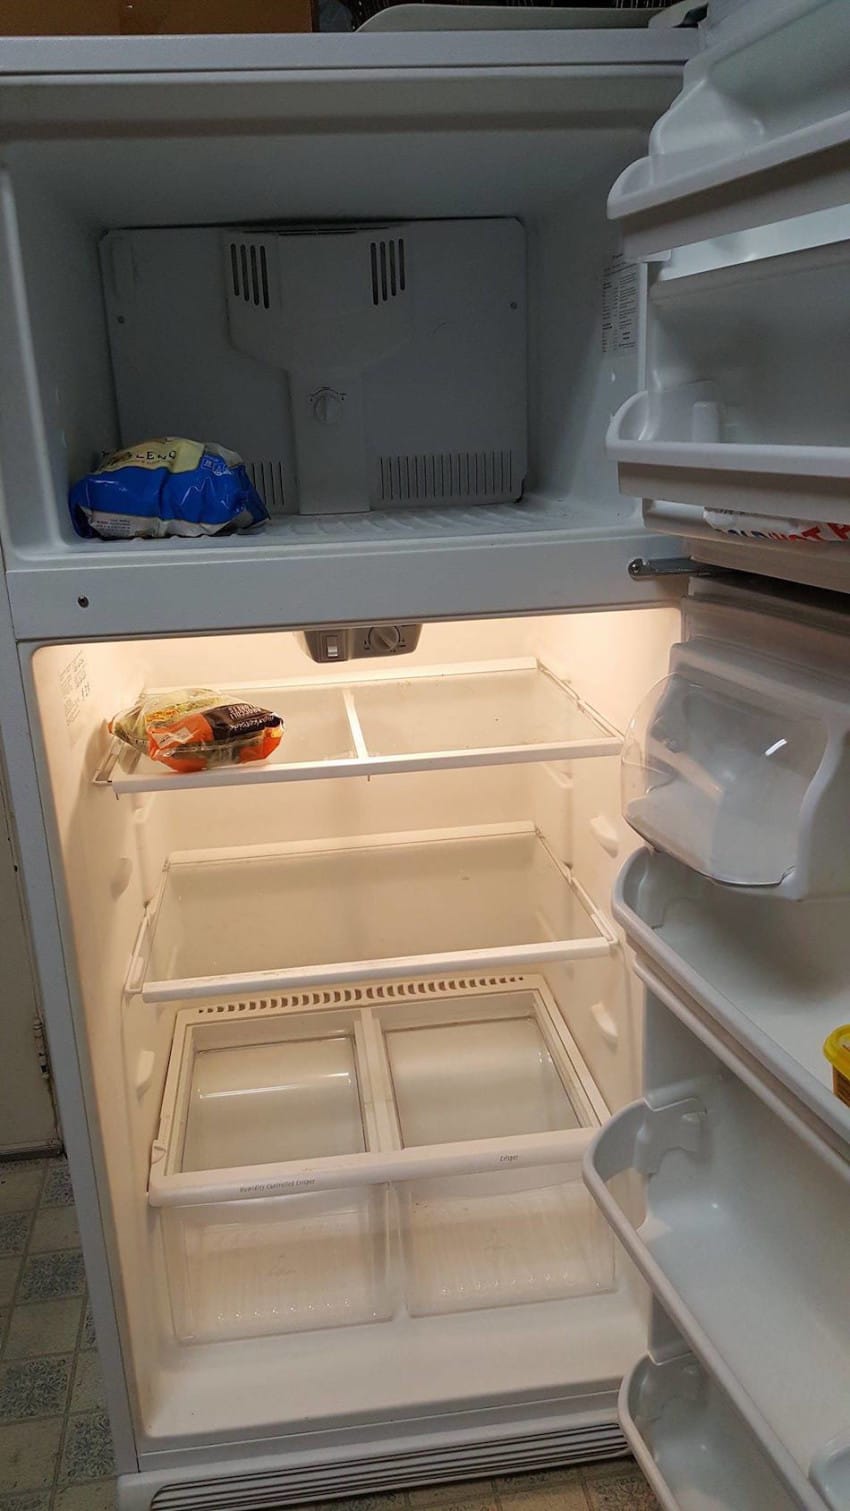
[{"xmin": 69, "ymin": 438, "xmax": 268, "ymax": 539}]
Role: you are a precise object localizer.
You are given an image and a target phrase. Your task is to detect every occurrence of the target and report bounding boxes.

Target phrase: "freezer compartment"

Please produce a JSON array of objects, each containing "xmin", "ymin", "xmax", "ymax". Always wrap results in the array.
[
  {"xmin": 151, "ymin": 973, "xmax": 613, "ymax": 1340},
  {"xmin": 621, "ymin": 1345, "xmax": 800, "ymax": 1511},
  {"xmin": 583, "ymin": 993, "xmax": 850, "ymax": 1510},
  {"xmin": 162, "ymin": 1186, "xmax": 393, "ymax": 1344},
  {"xmin": 0, "ymin": 70, "xmax": 683, "ymax": 635},
  {"xmin": 133, "ymin": 826, "xmax": 614, "ymax": 1003},
  {"xmin": 95, "ymin": 659, "xmax": 620, "ymax": 795},
  {"xmin": 401, "ymin": 1166, "xmax": 612, "ymax": 1318}
]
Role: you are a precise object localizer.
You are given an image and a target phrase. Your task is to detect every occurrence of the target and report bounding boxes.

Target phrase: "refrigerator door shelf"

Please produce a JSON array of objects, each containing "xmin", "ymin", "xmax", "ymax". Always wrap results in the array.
[
  {"xmin": 608, "ymin": 399, "xmax": 850, "ymax": 533},
  {"xmin": 620, "ymin": 1348, "xmax": 803, "ymax": 1511},
  {"xmin": 607, "ymin": 228, "xmax": 850, "ymax": 532},
  {"xmin": 151, "ymin": 973, "xmax": 614, "ymax": 1340},
  {"xmin": 607, "ymin": 0, "xmax": 850, "ymax": 260},
  {"xmin": 620, "ymin": 637, "xmax": 850, "ymax": 898},
  {"xmin": 584, "ymin": 1071, "xmax": 850, "ymax": 1509},
  {"xmin": 130, "ymin": 825, "xmax": 616, "ymax": 1006},
  {"xmin": 94, "ymin": 659, "xmax": 620, "ymax": 795},
  {"xmin": 615, "ymin": 848, "xmax": 850, "ymax": 1156}
]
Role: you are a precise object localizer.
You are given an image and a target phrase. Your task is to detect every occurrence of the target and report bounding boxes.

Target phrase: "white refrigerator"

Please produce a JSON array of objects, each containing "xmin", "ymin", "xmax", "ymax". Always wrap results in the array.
[{"xmin": 0, "ymin": 1, "xmax": 848, "ymax": 1507}]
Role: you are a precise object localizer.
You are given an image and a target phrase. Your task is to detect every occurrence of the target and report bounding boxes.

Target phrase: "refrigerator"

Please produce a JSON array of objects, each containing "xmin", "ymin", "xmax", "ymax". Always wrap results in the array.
[{"xmin": 0, "ymin": 0, "xmax": 848, "ymax": 1506}]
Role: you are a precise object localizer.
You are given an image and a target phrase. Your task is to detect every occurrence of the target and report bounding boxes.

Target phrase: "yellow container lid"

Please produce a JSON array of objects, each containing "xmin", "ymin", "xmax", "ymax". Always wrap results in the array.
[{"xmin": 823, "ymin": 1025, "xmax": 850, "ymax": 1079}]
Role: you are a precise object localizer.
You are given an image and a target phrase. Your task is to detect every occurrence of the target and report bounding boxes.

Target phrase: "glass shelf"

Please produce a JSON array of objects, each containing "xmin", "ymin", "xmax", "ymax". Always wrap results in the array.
[{"xmin": 95, "ymin": 659, "xmax": 620, "ymax": 794}]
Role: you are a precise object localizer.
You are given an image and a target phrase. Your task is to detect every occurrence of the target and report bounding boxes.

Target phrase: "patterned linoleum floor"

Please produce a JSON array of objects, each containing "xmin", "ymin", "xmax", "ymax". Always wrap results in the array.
[{"xmin": 0, "ymin": 1157, "xmax": 658, "ymax": 1511}]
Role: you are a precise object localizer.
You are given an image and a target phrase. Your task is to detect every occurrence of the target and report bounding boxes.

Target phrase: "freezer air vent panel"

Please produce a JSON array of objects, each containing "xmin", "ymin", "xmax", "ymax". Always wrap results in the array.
[
  {"xmin": 378, "ymin": 450, "xmax": 514, "ymax": 504},
  {"xmin": 370, "ymin": 237, "xmax": 406, "ymax": 304},
  {"xmin": 246, "ymin": 459, "xmax": 287, "ymax": 516},
  {"xmin": 102, "ymin": 219, "xmax": 527, "ymax": 519},
  {"xmin": 228, "ymin": 239, "xmax": 271, "ymax": 310}
]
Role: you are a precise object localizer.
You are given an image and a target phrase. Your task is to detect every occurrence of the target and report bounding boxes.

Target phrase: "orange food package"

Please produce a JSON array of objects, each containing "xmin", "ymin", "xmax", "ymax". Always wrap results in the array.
[{"xmin": 110, "ymin": 688, "xmax": 284, "ymax": 773}]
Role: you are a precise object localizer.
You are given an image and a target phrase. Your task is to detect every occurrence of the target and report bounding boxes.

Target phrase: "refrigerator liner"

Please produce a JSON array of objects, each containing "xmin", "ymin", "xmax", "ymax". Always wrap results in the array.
[
  {"xmin": 130, "ymin": 824, "xmax": 616, "ymax": 1004},
  {"xmin": 151, "ymin": 973, "xmax": 614, "ymax": 1341},
  {"xmin": 95, "ymin": 659, "xmax": 620, "ymax": 794}
]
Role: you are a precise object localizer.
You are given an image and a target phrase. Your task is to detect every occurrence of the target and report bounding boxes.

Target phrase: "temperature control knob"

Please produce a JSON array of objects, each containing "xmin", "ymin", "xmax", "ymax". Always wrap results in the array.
[{"xmin": 367, "ymin": 625, "xmax": 402, "ymax": 653}]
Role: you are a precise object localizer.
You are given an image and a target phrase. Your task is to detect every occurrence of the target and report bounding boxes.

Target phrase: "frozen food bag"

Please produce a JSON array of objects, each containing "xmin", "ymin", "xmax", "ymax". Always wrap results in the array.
[
  {"xmin": 69, "ymin": 438, "xmax": 268, "ymax": 539},
  {"xmin": 110, "ymin": 689, "xmax": 283, "ymax": 774}
]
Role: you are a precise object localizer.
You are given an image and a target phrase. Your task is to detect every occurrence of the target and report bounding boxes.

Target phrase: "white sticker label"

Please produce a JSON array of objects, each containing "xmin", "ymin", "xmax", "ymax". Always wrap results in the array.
[
  {"xmin": 59, "ymin": 651, "xmax": 91, "ymax": 747},
  {"xmin": 602, "ymin": 254, "xmax": 638, "ymax": 355}
]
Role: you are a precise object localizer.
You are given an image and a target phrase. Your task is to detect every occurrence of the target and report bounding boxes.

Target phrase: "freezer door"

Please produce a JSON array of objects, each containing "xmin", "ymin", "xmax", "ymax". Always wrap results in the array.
[
  {"xmin": 609, "ymin": 0, "xmax": 850, "ymax": 260},
  {"xmin": 605, "ymin": 0, "xmax": 850, "ymax": 595}
]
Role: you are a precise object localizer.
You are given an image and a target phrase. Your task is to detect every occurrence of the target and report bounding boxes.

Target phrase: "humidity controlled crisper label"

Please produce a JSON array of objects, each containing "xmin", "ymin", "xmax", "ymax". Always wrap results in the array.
[{"xmin": 602, "ymin": 254, "xmax": 638, "ymax": 355}]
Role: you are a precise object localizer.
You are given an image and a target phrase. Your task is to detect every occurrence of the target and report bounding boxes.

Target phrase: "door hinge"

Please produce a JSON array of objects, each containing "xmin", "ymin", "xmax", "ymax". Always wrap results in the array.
[
  {"xmin": 32, "ymin": 1017, "xmax": 51, "ymax": 1083},
  {"xmin": 628, "ymin": 556, "xmax": 719, "ymax": 582}
]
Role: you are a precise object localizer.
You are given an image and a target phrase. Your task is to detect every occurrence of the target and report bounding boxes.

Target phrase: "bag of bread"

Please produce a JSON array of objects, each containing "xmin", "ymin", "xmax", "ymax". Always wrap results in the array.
[{"xmin": 110, "ymin": 689, "xmax": 283, "ymax": 774}]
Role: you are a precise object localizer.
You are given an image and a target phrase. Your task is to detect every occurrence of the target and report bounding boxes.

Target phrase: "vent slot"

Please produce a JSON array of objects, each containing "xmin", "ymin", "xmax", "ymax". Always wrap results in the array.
[
  {"xmin": 378, "ymin": 449, "xmax": 514, "ymax": 503},
  {"xmin": 246, "ymin": 459, "xmax": 287, "ymax": 515},
  {"xmin": 150, "ymin": 1422, "xmax": 627, "ymax": 1508},
  {"xmin": 196, "ymin": 974, "xmax": 527, "ymax": 1017},
  {"xmin": 370, "ymin": 237, "xmax": 406, "ymax": 305},
  {"xmin": 228, "ymin": 240, "xmax": 270, "ymax": 310}
]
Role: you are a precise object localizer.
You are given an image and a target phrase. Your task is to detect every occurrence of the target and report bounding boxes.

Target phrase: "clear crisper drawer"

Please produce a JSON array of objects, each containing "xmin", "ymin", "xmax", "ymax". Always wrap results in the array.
[
  {"xmin": 385, "ymin": 1016, "xmax": 582, "ymax": 1146},
  {"xmin": 182, "ymin": 1033, "xmax": 366, "ymax": 1171},
  {"xmin": 150, "ymin": 974, "xmax": 614, "ymax": 1341},
  {"xmin": 399, "ymin": 1166, "xmax": 612, "ymax": 1317},
  {"xmin": 155, "ymin": 1002, "xmax": 392, "ymax": 1342},
  {"xmin": 162, "ymin": 1186, "xmax": 392, "ymax": 1344},
  {"xmin": 379, "ymin": 987, "xmax": 613, "ymax": 1316},
  {"xmin": 622, "ymin": 673, "xmax": 827, "ymax": 888}
]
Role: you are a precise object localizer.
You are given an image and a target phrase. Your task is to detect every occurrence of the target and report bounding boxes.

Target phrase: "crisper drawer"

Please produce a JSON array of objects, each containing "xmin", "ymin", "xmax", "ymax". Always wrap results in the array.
[
  {"xmin": 162, "ymin": 1187, "xmax": 392, "ymax": 1344},
  {"xmin": 400, "ymin": 1166, "xmax": 611, "ymax": 1318},
  {"xmin": 151, "ymin": 972, "xmax": 614, "ymax": 1343}
]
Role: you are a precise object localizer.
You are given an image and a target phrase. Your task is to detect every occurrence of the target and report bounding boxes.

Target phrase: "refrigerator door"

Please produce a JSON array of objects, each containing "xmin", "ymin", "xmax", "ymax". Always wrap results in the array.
[
  {"xmin": 585, "ymin": 577, "xmax": 850, "ymax": 1509},
  {"xmin": 606, "ymin": 0, "xmax": 850, "ymax": 595}
]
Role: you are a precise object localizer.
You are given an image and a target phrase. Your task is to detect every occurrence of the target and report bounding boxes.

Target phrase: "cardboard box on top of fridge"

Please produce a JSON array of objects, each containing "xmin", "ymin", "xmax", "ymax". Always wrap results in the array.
[{"xmin": 0, "ymin": 0, "xmax": 316, "ymax": 33}]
